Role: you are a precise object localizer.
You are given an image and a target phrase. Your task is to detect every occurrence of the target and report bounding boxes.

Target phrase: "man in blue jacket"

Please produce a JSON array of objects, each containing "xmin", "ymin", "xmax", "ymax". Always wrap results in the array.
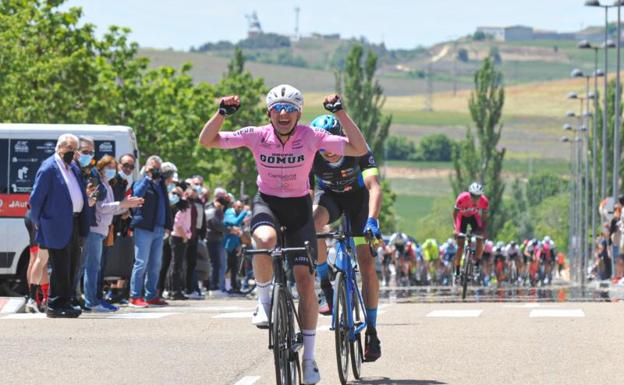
[
  {"xmin": 29, "ymin": 134, "xmax": 92, "ymax": 318},
  {"xmin": 129, "ymin": 155, "xmax": 173, "ymax": 308}
]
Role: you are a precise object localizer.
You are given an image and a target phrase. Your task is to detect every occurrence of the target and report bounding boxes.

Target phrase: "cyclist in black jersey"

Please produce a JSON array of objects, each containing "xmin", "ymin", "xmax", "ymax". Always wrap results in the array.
[{"xmin": 308, "ymin": 114, "xmax": 383, "ymax": 362}]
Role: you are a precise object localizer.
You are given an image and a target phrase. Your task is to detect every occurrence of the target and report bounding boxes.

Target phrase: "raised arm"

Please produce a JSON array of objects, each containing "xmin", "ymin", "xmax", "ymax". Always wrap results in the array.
[
  {"xmin": 324, "ymin": 94, "xmax": 368, "ymax": 156},
  {"xmin": 198, "ymin": 96, "xmax": 240, "ymax": 148}
]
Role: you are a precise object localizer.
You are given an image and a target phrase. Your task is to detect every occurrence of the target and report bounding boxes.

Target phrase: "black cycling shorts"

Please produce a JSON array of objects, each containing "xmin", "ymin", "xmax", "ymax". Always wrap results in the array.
[
  {"xmin": 251, "ymin": 193, "xmax": 317, "ymax": 267},
  {"xmin": 457, "ymin": 216, "xmax": 484, "ymax": 235},
  {"xmin": 314, "ymin": 188, "xmax": 369, "ymax": 236},
  {"xmin": 24, "ymin": 216, "xmax": 37, "ymax": 247}
]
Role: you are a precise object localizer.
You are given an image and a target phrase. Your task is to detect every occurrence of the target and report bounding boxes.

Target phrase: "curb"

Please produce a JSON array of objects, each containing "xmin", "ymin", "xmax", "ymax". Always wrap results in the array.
[{"xmin": 0, "ymin": 297, "xmax": 26, "ymax": 314}]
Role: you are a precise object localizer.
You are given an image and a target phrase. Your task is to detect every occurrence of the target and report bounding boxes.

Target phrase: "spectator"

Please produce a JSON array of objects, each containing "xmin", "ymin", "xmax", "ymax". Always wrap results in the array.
[
  {"xmin": 185, "ymin": 177, "xmax": 207, "ymax": 299},
  {"xmin": 103, "ymin": 153, "xmax": 137, "ymax": 304},
  {"xmin": 223, "ymin": 199, "xmax": 249, "ymax": 293},
  {"xmin": 129, "ymin": 155, "xmax": 173, "ymax": 308},
  {"xmin": 82, "ymin": 156, "xmax": 143, "ymax": 312},
  {"xmin": 169, "ymin": 182, "xmax": 192, "ymax": 300},
  {"xmin": 116, "ymin": 153, "xmax": 137, "ymax": 190},
  {"xmin": 205, "ymin": 187, "xmax": 229, "ymax": 292},
  {"xmin": 608, "ymin": 204, "xmax": 622, "ymax": 279},
  {"xmin": 156, "ymin": 162, "xmax": 179, "ymax": 298},
  {"xmin": 28, "ymin": 134, "xmax": 93, "ymax": 318}
]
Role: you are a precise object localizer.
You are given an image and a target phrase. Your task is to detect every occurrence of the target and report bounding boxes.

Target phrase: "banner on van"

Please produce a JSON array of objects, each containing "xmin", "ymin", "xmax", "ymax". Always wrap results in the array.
[
  {"xmin": 0, "ymin": 194, "xmax": 29, "ymax": 217},
  {"xmin": 9, "ymin": 139, "xmax": 56, "ymax": 194}
]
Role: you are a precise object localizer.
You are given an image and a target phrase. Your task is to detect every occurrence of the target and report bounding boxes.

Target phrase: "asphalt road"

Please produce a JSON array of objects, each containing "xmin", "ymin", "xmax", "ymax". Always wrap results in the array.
[{"xmin": 0, "ymin": 287, "xmax": 621, "ymax": 385}]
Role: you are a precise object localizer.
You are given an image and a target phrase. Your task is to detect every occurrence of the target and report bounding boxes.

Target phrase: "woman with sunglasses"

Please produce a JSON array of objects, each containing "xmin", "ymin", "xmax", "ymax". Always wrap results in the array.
[
  {"xmin": 199, "ymin": 84, "xmax": 368, "ymax": 385},
  {"xmin": 452, "ymin": 182, "xmax": 489, "ymax": 281}
]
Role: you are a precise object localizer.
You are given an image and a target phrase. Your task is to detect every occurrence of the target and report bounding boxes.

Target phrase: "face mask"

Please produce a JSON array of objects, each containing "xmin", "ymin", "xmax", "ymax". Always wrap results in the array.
[
  {"xmin": 194, "ymin": 185, "xmax": 202, "ymax": 195},
  {"xmin": 62, "ymin": 151, "xmax": 75, "ymax": 165},
  {"xmin": 103, "ymin": 168, "xmax": 117, "ymax": 181},
  {"xmin": 169, "ymin": 193, "xmax": 180, "ymax": 206},
  {"xmin": 150, "ymin": 168, "xmax": 161, "ymax": 179},
  {"xmin": 167, "ymin": 183, "xmax": 175, "ymax": 193},
  {"xmin": 78, "ymin": 153, "xmax": 93, "ymax": 167}
]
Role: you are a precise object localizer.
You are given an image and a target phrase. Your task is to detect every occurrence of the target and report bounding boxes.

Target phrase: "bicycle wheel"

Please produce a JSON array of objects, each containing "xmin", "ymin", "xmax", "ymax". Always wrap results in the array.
[
  {"xmin": 349, "ymin": 280, "xmax": 364, "ymax": 379},
  {"xmin": 461, "ymin": 251, "xmax": 471, "ymax": 300},
  {"xmin": 334, "ymin": 272, "xmax": 350, "ymax": 385},
  {"xmin": 272, "ymin": 286, "xmax": 298, "ymax": 385}
]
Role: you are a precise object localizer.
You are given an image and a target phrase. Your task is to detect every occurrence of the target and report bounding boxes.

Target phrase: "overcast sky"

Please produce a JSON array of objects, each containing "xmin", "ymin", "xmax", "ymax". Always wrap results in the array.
[{"xmin": 63, "ymin": 0, "xmax": 612, "ymax": 50}]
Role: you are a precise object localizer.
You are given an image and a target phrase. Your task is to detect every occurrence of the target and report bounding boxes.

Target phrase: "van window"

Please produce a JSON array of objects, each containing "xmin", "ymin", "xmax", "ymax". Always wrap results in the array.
[
  {"xmin": 0, "ymin": 139, "xmax": 8, "ymax": 194},
  {"xmin": 9, "ymin": 139, "xmax": 56, "ymax": 194},
  {"xmin": 95, "ymin": 140, "xmax": 115, "ymax": 161}
]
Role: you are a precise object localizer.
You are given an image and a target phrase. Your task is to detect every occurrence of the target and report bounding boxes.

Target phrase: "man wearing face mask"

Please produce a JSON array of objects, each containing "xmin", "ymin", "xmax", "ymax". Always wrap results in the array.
[
  {"xmin": 205, "ymin": 188, "xmax": 229, "ymax": 292},
  {"xmin": 128, "ymin": 155, "xmax": 173, "ymax": 308},
  {"xmin": 29, "ymin": 134, "xmax": 92, "ymax": 318}
]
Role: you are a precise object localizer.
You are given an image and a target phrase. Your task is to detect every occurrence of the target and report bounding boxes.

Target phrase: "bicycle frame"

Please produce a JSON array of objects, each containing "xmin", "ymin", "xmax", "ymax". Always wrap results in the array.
[{"xmin": 321, "ymin": 219, "xmax": 368, "ymax": 341}]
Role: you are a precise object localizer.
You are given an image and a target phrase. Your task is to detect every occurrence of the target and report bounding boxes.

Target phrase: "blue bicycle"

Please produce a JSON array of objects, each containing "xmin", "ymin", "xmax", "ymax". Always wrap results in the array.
[{"xmin": 317, "ymin": 224, "xmax": 373, "ymax": 385}]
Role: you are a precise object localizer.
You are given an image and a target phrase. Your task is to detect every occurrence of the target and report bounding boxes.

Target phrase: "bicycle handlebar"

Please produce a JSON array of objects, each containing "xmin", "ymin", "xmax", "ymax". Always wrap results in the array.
[
  {"xmin": 316, "ymin": 230, "xmax": 379, "ymax": 256},
  {"xmin": 456, "ymin": 232, "xmax": 484, "ymax": 240},
  {"xmin": 244, "ymin": 241, "xmax": 315, "ymax": 274}
]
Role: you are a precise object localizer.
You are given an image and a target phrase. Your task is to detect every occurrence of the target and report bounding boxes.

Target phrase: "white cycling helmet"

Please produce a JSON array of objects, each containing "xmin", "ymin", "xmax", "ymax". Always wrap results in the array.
[
  {"xmin": 543, "ymin": 235, "xmax": 551, "ymax": 243},
  {"xmin": 468, "ymin": 182, "xmax": 484, "ymax": 196},
  {"xmin": 266, "ymin": 84, "xmax": 304, "ymax": 111}
]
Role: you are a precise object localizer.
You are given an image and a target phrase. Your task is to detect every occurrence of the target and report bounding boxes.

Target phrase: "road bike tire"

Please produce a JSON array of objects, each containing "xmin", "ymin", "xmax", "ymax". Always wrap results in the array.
[
  {"xmin": 334, "ymin": 272, "xmax": 350, "ymax": 385},
  {"xmin": 271, "ymin": 287, "xmax": 298, "ymax": 385},
  {"xmin": 350, "ymin": 279, "xmax": 364, "ymax": 379},
  {"xmin": 461, "ymin": 251, "xmax": 471, "ymax": 301}
]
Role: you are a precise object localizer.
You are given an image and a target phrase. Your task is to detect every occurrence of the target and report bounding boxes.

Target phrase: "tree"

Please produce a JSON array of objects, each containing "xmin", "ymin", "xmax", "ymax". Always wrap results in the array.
[
  {"xmin": 417, "ymin": 134, "xmax": 455, "ymax": 162},
  {"xmin": 335, "ymin": 44, "xmax": 392, "ymax": 162},
  {"xmin": 472, "ymin": 31, "xmax": 487, "ymax": 41},
  {"xmin": 489, "ymin": 46, "xmax": 502, "ymax": 65},
  {"xmin": 451, "ymin": 57, "xmax": 506, "ymax": 237},
  {"xmin": 456, "ymin": 48, "xmax": 469, "ymax": 63},
  {"xmin": 0, "ymin": 0, "xmax": 264, "ymax": 195},
  {"xmin": 336, "ymin": 44, "xmax": 396, "ymax": 230},
  {"xmin": 386, "ymin": 135, "xmax": 416, "ymax": 160},
  {"xmin": 198, "ymin": 47, "xmax": 267, "ymax": 195}
]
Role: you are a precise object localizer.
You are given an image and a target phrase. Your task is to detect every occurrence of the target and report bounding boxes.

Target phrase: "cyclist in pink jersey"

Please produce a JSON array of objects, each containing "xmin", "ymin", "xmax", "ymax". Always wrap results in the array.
[
  {"xmin": 198, "ymin": 84, "xmax": 368, "ymax": 384},
  {"xmin": 453, "ymin": 182, "xmax": 489, "ymax": 278}
]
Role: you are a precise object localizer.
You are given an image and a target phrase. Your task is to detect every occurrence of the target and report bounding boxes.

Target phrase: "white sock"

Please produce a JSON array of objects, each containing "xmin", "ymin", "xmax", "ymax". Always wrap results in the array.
[
  {"xmin": 256, "ymin": 281, "xmax": 272, "ymax": 314},
  {"xmin": 225, "ymin": 278, "xmax": 231, "ymax": 291},
  {"xmin": 302, "ymin": 329, "xmax": 316, "ymax": 360}
]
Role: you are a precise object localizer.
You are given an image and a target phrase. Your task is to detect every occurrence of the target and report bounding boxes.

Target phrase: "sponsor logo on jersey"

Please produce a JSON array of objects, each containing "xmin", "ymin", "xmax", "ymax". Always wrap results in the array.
[{"xmin": 260, "ymin": 154, "xmax": 305, "ymax": 164}]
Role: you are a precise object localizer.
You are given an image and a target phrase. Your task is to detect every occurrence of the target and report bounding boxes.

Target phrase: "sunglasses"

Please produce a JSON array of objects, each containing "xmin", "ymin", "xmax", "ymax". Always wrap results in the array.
[
  {"xmin": 270, "ymin": 103, "xmax": 299, "ymax": 113},
  {"xmin": 122, "ymin": 163, "xmax": 135, "ymax": 170}
]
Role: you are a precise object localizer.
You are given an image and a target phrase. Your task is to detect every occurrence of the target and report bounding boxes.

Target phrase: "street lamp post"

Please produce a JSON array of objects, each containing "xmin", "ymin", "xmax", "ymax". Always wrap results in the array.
[
  {"xmin": 614, "ymin": 1, "xmax": 624, "ymax": 203},
  {"xmin": 562, "ymin": 133, "xmax": 577, "ymax": 278},
  {"xmin": 585, "ymin": 0, "xmax": 616, "ymax": 199}
]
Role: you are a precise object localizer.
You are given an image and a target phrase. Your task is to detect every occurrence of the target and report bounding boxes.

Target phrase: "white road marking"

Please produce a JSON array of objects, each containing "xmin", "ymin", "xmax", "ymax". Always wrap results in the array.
[
  {"xmin": 108, "ymin": 312, "xmax": 180, "ymax": 319},
  {"xmin": 1, "ymin": 313, "xmax": 47, "ymax": 320},
  {"xmin": 426, "ymin": 309, "xmax": 483, "ymax": 318},
  {"xmin": 529, "ymin": 309, "xmax": 585, "ymax": 318},
  {"xmin": 213, "ymin": 311, "xmax": 254, "ymax": 319},
  {"xmin": 233, "ymin": 376, "xmax": 261, "ymax": 385},
  {"xmin": 149, "ymin": 305, "xmax": 252, "ymax": 312}
]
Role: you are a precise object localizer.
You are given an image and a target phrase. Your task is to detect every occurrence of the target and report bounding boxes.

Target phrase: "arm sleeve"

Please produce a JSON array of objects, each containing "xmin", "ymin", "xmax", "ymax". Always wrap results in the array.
[
  {"xmin": 359, "ymin": 152, "xmax": 379, "ymax": 179},
  {"xmin": 217, "ymin": 127, "xmax": 257, "ymax": 149},
  {"xmin": 28, "ymin": 166, "xmax": 52, "ymax": 226},
  {"xmin": 313, "ymin": 128, "xmax": 348, "ymax": 155},
  {"xmin": 97, "ymin": 201, "xmax": 126, "ymax": 216}
]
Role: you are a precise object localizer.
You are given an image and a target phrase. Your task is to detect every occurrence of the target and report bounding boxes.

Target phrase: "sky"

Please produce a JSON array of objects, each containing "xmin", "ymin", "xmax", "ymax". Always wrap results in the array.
[{"xmin": 62, "ymin": 0, "xmax": 614, "ymax": 50}]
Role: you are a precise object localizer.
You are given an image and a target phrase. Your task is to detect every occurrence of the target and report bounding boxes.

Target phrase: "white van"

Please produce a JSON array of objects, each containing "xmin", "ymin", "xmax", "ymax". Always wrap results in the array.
[{"xmin": 0, "ymin": 124, "xmax": 140, "ymax": 295}]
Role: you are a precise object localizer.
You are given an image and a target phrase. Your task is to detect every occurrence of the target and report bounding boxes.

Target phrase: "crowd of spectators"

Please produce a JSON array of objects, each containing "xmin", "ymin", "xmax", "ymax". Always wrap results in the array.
[{"xmin": 27, "ymin": 133, "xmax": 251, "ymax": 318}]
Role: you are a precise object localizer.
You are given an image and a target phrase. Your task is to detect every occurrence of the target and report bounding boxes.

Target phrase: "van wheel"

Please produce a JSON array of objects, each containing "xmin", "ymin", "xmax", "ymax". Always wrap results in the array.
[{"xmin": 1, "ymin": 249, "xmax": 29, "ymax": 297}]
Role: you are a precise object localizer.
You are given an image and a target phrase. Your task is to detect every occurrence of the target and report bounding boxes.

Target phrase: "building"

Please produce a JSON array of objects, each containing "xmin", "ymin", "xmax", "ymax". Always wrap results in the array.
[{"xmin": 476, "ymin": 26, "xmax": 534, "ymax": 42}]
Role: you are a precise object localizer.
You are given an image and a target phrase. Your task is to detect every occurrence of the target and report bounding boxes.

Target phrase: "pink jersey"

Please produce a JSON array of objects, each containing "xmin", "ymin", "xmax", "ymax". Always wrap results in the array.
[
  {"xmin": 454, "ymin": 191, "xmax": 489, "ymax": 229},
  {"xmin": 219, "ymin": 124, "xmax": 347, "ymax": 198}
]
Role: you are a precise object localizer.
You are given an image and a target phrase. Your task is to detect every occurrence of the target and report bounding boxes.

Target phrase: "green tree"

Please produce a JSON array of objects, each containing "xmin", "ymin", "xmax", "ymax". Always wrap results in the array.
[
  {"xmin": 417, "ymin": 134, "xmax": 455, "ymax": 162},
  {"xmin": 386, "ymin": 135, "xmax": 416, "ymax": 160},
  {"xmin": 0, "ymin": 0, "xmax": 265, "ymax": 194},
  {"xmin": 451, "ymin": 57, "xmax": 506, "ymax": 237},
  {"xmin": 380, "ymin": 180, "xmax": 397, "ymax": 233},
  {"xmin": 335, "ymin": 44, "xmax": 392, "ymax": 162},
  {"xmin": 526, "ymin": 172, "xmax": 565, "ymax": 206},
  {"xmin": 198, "ymin": 47, "xmax": 267, "ymax": 195},
  {"xmin": 416, "ymin": 198, "xmax": 455, "ymax": 241}
]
